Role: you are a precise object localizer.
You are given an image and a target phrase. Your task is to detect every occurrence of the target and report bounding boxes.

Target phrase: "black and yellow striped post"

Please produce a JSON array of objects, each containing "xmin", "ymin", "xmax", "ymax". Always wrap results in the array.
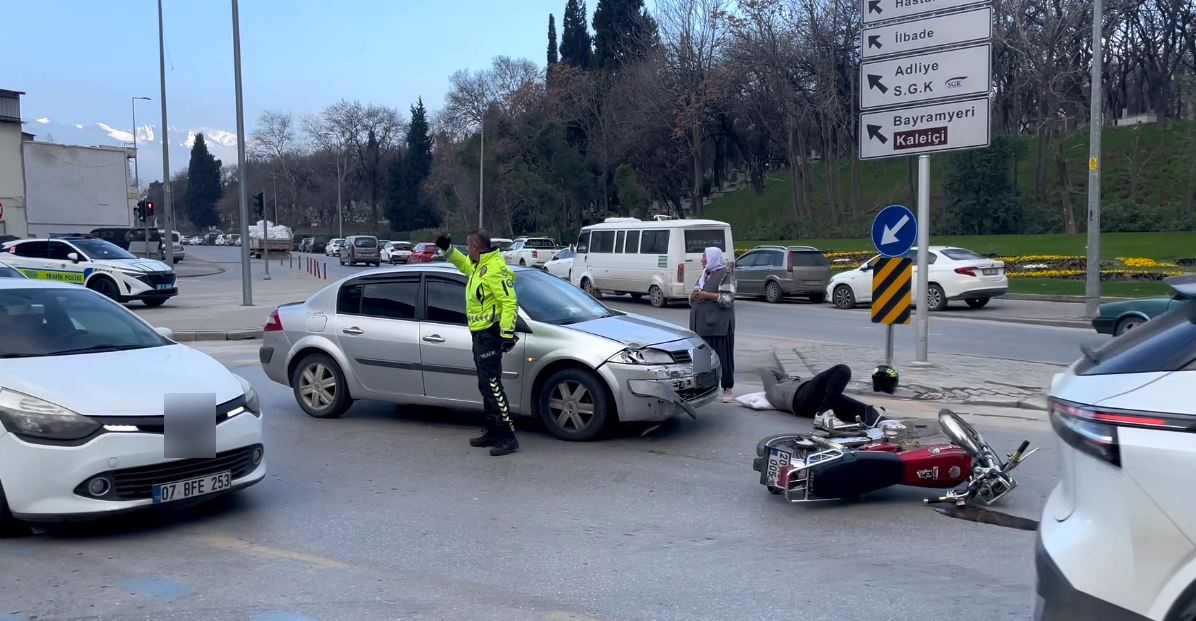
[
  {"xmin": 872, "ymin": 257, "xmax": 913, "ymax": 365},
  {"xmin": 871, "ymin": 257, "xmax": 913, "ymax": 325}
]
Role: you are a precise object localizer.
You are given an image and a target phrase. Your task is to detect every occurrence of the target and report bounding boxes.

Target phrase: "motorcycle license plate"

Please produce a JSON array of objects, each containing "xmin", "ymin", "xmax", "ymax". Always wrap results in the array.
[{"xmin": 765, "ymin": 447, "xmax": 792, "ymax": 488}]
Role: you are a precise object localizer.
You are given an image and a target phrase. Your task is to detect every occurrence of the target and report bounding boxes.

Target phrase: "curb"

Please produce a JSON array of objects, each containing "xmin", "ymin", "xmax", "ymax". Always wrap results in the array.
[
  {"xmin": 1005, "ymin": 293, "xmax": 1129, "ymax": 303},
  {"xmin": 171, "ymin": 329, "xmax": 262, "ymax": 342},
  {"xmin": 941, "ymin": 314, "xmax": 1090, "ymax": 330}
]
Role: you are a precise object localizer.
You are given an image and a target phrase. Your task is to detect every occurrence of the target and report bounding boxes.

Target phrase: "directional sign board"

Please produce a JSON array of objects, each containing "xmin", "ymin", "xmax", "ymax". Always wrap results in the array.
[
  {"xmin": 861, "ymin": 6, "xmax": 992, "ymax": 60},
  {"xmin": 863, "ymin": 0, "xmax": 989, "ymax": 26},
  {"xmin": 860, "ymin": 43, "xmax": 990, "ymax": 111},
  {"xmin": 872, "ymin": 204, "xmax": 917, "ymax": 257},
  {"xmin": 860, "ymin": 95, "xmax": 991, "ymax": 160}
]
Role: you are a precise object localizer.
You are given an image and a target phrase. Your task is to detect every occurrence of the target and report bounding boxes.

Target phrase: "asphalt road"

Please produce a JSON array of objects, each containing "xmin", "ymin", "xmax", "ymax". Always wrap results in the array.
[{"xmin": 0, "ymin": 342, "xmax": 1057, "ymax": 621}]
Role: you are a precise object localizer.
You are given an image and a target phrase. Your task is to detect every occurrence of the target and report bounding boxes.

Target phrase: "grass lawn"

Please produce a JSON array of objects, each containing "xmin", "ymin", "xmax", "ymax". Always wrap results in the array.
[
  {"xmin": 1008, "ymin": 279, "xmax": 1173, "ymax": 297},
  {"xmin": 737, "ymin": 231, "xmax": 1196, "ymax": 260}
]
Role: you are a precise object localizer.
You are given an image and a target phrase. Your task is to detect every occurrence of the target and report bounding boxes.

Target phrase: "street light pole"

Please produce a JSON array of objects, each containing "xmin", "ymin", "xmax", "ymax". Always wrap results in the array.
[
  {"xmin": 157, "ymin": 0, "xmax": 175, "ymax": 266},
  {"xmin": 478, "ymin": 119, "xmax": 484, "ymax": 228},
  {"xmin": 1084, "ymin": 0, "xmax": 1104, "ymax": 318},
  {"xmin": 131, "ymin": 96, "xmax": 150, "ymax": 256},
  {"xmin": 231, "ymin": 0, "xmax": 253, "ymax": 306}
]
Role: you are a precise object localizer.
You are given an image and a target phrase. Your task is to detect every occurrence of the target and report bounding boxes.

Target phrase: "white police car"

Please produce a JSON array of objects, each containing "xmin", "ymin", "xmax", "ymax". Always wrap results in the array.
[{"xmin": 0, "ymin": 236, "xmax": 177, "ymax": 306}]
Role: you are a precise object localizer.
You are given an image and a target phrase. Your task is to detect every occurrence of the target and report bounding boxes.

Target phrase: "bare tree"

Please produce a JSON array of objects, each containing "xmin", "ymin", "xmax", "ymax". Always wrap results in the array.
[
  {"xmin": 304, "ymin": 101, "xmax": 358, "ymax": 237},
  {"xmin": 251, "ymin": 110, "xmax": 303, "ymax": 223}
]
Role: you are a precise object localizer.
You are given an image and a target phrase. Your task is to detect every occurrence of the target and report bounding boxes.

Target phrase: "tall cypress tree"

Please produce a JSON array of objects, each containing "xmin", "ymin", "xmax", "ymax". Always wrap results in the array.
[
  {"xmin": 592, "ymin": 0, "xmax": 655, "ymax": 71},
  {"xmin": 388, "ymin": 99, "xmax": 435, "ymax": 230},
  {"xmin": 547, "ymin": 14, "xmax": 559, "ymax": 66},
  {"xmin": 559, "ymin": 0, "xmax": 592, "ymax": 69},
  {"xmin": 183, "ymin": 133, "xmax": 222, "ymax": 229}
]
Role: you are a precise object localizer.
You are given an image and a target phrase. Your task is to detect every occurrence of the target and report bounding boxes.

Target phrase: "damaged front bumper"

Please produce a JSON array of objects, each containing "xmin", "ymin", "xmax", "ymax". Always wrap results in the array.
[{"xmin": 604, "ymin": 361, "xmax": 722, "ymax": 422}]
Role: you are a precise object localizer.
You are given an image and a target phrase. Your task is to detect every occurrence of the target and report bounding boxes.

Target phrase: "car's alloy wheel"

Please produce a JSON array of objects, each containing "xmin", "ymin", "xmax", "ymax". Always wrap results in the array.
[
  {"xmin": 833, "ymin": 284, "xmax": 855, "ymax": 309},
  {"xmin": 1114, "ymin": 316, "xmax": 1145, "ymax": 336},
  {"xmin": 765, "ymin": 281, "xmax": 783, "ymax": 303},
  {"xmin": 292, "ymin": 353, "xmax": 351, "ymax": 418},
  {"xmin": 539, "ymin": 369, "xmax": 610, "ymax": 441},
  {"xmin": 927, "ymin": 284, "xmax": 948, "ymax": 311},
  {"xmin": 649, "ymin": 285, "xmax": 666, "ymax": 308}
]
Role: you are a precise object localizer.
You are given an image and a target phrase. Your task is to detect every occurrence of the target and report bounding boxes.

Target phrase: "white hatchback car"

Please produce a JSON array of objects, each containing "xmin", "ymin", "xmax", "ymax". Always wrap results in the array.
[
  {"xmin": 1036, "ymin": 275, "xmax": 1196, "ymax": 620},
  {"xmin": 544, "ymin": 248, "xmax": 575, "ymax": 280},
  {"xmin": 827, "ymin": 246, "xmax": 1007, "ymax": 311},
  {"xmin": 0, "ymin": 280, "xmax": 265, "ymax": 533}
]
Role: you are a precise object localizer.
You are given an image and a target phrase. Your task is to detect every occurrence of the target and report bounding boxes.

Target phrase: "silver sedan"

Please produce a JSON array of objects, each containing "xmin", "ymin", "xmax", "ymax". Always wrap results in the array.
[{"xmin": 259, "ymin": 264, "xmax": 721, "ymax": 440}]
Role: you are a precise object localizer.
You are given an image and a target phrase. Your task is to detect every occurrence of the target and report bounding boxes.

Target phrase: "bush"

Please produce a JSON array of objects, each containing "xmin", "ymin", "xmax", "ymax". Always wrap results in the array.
[{"xmin": 1101, "ymin": 201, "xmax": 1196, "ymax": 233}]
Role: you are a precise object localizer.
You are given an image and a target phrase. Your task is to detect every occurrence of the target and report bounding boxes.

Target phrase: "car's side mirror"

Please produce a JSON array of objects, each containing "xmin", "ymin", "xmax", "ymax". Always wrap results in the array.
[
  {"xmin": 67, "ymin": 252, "xmax": 82, "ymax": 263},
  {"xmin": 860, "ymin": 263, "xmax": 872, "ymax": 272}
]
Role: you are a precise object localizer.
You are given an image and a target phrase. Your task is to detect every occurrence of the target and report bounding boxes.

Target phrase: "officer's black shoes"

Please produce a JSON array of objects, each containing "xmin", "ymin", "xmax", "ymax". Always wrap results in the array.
[
  {"xmin": 469, "ymin": 430, "xmax": 502, "ymax": 447},
  {"xmin": 489, "ymin": 438, "xmax": 519, "ymax": 457}
]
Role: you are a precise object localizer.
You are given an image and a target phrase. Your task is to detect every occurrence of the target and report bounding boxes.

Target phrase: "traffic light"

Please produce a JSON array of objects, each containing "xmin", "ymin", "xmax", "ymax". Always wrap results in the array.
[
  {"xmin": 145, "ymin": 200, "xmax": 155, "ymax": 221},
  {"xmin": 253, "ymin": 192, "xmax": 264, "ymax": 219},
  {"xmin": 135, "ymin": 200, "xmax": 146, "ymax": 223}
]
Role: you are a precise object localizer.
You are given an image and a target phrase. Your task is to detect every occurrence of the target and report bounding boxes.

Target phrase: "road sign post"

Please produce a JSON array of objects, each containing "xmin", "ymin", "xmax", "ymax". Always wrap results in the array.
[
  {"xmin": 859, "ymin": 0, "xmax": 992, "ymax": 363},
  {"xmin": 871, "ymin": 207, "xmax": 917, "ymax": 367}
]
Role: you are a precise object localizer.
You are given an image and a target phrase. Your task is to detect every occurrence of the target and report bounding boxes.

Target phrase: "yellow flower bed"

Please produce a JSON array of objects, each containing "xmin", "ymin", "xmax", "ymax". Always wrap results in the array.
[
  {"xmin": 1009, "ymin": 269, "xmax": 1185, "ymax": 280},
  {"xmin": 1120, "ymin": 257, "xmax": 1163, "ymax": 268}
]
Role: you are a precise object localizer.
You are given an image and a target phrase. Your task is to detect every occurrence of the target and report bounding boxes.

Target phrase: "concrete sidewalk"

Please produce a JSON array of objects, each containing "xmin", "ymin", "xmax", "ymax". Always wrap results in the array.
[{"xmin": 774, "ymin": 339, "xmax": 1060, "ymax": 412}]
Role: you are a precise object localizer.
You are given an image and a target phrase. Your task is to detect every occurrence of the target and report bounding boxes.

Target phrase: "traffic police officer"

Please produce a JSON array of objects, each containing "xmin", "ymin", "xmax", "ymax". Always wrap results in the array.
[{"xmin": 436, "ymin": 230, "xmax": 520, "ymax": 456}]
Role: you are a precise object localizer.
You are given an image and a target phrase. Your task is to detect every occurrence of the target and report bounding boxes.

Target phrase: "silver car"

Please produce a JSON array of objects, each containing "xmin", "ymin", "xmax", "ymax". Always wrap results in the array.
[
  {"xmin": 340, "ymin": 235, "xmax": 381, "ymax": 267},
  {"xmin": 259, "ymin": 264, "xmax": 721, "ymax": 441}
]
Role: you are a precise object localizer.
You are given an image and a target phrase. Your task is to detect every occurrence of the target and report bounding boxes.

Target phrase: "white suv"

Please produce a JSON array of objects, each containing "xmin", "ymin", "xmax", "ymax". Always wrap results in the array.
[{"xmin": 1036, "ymin": 275, "xmax": 1196, "ymax": 621}]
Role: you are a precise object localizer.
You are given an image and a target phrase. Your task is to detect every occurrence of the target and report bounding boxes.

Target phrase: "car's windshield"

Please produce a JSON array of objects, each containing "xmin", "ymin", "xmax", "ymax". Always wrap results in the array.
[
  {"xmin": 0, "ymin": 288, "xmax": 168, "ymax": 358},
  {"xmin": 70, "ymin": 239, "xmax": 137, "ymax": 260},
  {"xmin": 515, "ymin": 270, "xmax": 614, "ymax": 325},
  {"xmin": 0, "ymin": 262, "xmax": 24, "ymax": 279}
]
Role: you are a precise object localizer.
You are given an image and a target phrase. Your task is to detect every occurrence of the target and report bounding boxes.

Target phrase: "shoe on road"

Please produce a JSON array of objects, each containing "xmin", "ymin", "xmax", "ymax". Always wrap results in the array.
[
  {"xmin": 489, "ymin": 438, "xmax": 520, "ymax": 457},
  {"xmin": 469, "ymin": 430, "xmax": 502, "ymax": 447}
]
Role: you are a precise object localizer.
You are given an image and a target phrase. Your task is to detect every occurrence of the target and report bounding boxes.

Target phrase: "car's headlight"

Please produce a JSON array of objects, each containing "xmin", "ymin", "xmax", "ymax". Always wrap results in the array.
[
  {"xmin": 0, "ymin": 388, "xmax": 101, "ymax": 441},
  {"xmin": 610, "ymin": 347, "xmax": 675, "ymax": 365},
  {"xmin": 235, "ymin": 376, "xmax": 261, "ymax": 416}
]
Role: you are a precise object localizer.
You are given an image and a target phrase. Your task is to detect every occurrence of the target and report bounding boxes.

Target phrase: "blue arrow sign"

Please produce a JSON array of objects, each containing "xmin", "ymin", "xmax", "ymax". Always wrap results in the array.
[{"xmin": 871, "ymin": 204, "xmax": 917, "ymax": 257}]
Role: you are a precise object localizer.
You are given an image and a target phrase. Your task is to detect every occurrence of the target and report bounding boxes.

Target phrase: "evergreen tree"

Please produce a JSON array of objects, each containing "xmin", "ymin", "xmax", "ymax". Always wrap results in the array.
[
  {"xmin": 387, "ymin": 99, "xmax": 435, "ymax": 231},
  {"xmin": 183, "ymin": 133, "xmax": 222, "ymax": 230},
  {"xmin": 592, "ymin": 0, "xmax": 655, "ymax": 71},
  {"xmin": 559, "ymin": 0, "xmax": 592, "ymax": 69},
  {"xmin": 547, "ymin": 14, "xmax": 559, "ymax": 66}
]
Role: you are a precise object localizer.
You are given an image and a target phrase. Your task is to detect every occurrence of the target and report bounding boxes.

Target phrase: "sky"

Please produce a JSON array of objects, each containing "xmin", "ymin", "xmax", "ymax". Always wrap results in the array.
[{"xmin": 1, "ymin": 0, "xmax": 576, "ymax": 184}]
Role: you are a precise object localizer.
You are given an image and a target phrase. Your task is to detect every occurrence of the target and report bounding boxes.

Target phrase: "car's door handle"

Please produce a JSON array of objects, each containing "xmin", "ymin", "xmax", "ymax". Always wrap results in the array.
[
  {"xmin": 422, "ymin": 334, "xmax": 445, "ymax": 344},
  {"xmin": 342, "ymin": 327, "xmax": 364, "ymax": 336}
]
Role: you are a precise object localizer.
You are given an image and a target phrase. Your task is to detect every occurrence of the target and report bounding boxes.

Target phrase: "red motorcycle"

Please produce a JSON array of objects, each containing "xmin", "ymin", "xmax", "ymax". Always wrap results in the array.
[{"xmin": 752, "ymin": 409, "xmax": 1037, "ymax": 506}]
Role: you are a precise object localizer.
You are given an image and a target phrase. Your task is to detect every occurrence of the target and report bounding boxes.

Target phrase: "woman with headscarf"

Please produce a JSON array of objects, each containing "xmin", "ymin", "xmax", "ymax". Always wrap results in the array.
[{"xmin": 689, "ymin": 247, "xmax": 736, "ymax": 403}]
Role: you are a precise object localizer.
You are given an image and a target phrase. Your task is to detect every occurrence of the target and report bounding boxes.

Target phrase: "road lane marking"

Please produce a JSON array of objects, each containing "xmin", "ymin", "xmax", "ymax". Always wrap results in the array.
[
  {"xmin": 198, "ymin": 535, "xmax": 349, "ymax": 570},
  {"xmin": 549, "ymin": 612, "xmax": 606, "ymax": 621}
]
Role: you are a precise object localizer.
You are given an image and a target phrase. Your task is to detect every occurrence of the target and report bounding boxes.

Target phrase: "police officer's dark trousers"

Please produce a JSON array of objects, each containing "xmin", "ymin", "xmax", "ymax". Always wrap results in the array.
[{"xmin": 472, "ymin": 324, "xmax": 516, "ymax": 439}]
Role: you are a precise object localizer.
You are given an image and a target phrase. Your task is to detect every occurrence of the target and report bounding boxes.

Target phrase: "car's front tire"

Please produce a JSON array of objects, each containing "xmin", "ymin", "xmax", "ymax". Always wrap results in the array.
[
  {"xmin": 1114, "ymin": 316, "xmax": 1146, "ymax": 336},
  {"xmin": 538, "ymin": 368, "xmax": 612, "ymax": 441},
  {"xmin": 0, "ymin": 483, "xmax": 30, "ymax": 538},
  {"xmin": 88, "ymin": 276, "xmax": 120, "ymax": 301},
  {"xmin": 291, "ymin": 353, "xmax": 352, "ymax": 419},
  {"xmin": 832, "ymin": 284, "xmax": 855, "ymax": 309}
]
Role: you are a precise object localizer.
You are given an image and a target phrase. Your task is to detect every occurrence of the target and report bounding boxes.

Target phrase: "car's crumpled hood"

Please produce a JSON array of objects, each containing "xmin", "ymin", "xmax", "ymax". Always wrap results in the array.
[
  {"xmin": 566, "ymin": 313, "xmax": 697, "ymax": 347},
  {"xmin": 0, "ymin": 345, "xmax": 242, "ymax": 417}
]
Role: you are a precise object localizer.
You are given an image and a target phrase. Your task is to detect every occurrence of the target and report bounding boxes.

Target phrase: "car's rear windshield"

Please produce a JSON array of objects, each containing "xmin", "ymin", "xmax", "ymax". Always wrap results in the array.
[
  {"xmin": 684, "ymin": 229, "xmax": 727, "ymax": 254},
  {"xmin": 0, "ymin": 288, "xmax": 167, "ymax": 358},
  {"xmin": 941, "ymin": 248, "xmax": 986, "ymax": 261},
  {"xmin": 354, "ymin": 238, "xmax": 378, "ymax": 248},
  {"xmin": 394, "ymin": 243, "xmax": 412, "ymax": 250},
  {"xmin": 789, "ymin": 250, "xmax": 829, "ymax": 267},
  {"xmin": 1075, "ymin": 298, "xmax": 1196, "ymax": 375}
]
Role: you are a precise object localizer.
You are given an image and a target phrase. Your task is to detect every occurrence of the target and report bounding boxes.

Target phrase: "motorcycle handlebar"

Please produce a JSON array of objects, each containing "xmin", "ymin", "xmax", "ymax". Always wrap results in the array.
[{"xmin": 1010, "ymin": 440, "xmax": 1031, "ymax": 462}]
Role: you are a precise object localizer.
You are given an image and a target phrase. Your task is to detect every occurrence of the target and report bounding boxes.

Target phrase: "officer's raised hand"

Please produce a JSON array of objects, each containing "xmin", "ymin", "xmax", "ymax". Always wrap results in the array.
[{"xmin": 435, "ymin": 234, "xmax": 451, "ymax": 251}]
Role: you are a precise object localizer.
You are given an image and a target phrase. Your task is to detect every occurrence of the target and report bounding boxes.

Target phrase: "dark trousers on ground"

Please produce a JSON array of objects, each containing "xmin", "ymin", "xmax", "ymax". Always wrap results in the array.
[
  {"xmin": 704, "ymin": 329, "xmax": 735, "ymax": 390},
  {"xmin": 793, "ymin": 364, "xmax": 868, "ymax": 420},
  {"xmin": 472, "ymin": 325, "xmax": 517, "ymax": 439}
]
